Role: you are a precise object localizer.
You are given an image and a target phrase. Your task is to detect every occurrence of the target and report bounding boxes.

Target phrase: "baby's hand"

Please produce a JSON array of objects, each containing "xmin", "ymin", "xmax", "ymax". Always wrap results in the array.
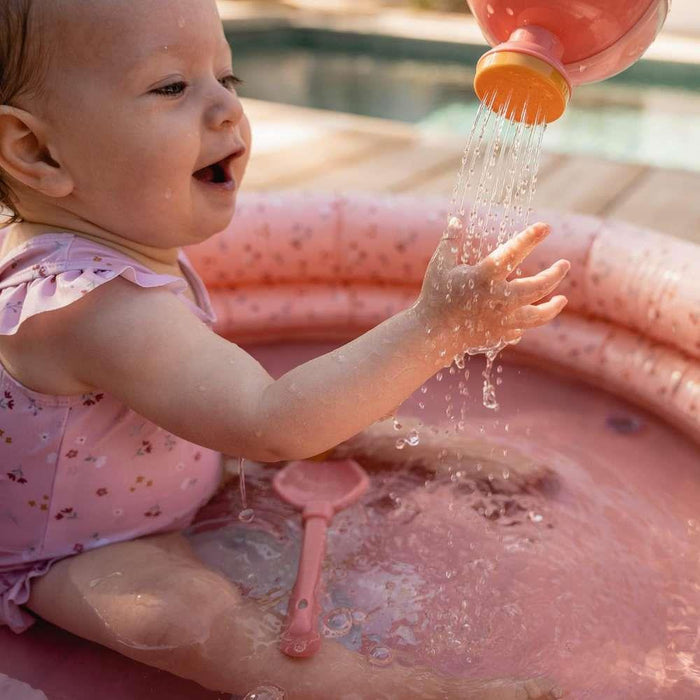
[{"xmin": 415, "ymin": 221, "xmax": 569, "ymax": 358}]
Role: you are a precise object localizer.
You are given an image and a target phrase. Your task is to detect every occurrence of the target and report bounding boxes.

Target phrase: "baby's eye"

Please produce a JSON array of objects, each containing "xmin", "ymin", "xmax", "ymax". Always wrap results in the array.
[
  {"xmin": 220, "ymin": 74, "xmax": 243, "ymax": 92},
  {"xmin": 151, "ymin": 81, "xmax": 188, "ymax": 97}
]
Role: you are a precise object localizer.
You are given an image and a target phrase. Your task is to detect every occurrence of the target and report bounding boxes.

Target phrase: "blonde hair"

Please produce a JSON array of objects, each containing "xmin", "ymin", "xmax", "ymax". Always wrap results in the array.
[{"xmin": 0, "ymin": 0, "xmax": 49, "ymax": 224}]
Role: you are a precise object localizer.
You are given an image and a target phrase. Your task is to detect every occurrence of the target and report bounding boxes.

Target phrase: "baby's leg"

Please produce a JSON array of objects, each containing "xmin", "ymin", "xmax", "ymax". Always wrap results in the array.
[{"xmin": 26, "ymin": 533, "xmax": 560, "ymax": 699}]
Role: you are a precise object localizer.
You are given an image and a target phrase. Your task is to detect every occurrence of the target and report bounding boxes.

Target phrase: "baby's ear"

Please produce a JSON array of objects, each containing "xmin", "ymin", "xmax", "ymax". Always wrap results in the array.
[{"xmin": 0, "ymin": 105, "xmax": 73, "ymax": 198}]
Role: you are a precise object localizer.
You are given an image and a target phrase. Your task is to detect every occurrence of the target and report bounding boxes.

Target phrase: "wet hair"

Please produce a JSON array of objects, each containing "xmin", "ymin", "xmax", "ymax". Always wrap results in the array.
[{"xmin": 0, "ymin": 0, "xmax": 48, "ymax": 224}]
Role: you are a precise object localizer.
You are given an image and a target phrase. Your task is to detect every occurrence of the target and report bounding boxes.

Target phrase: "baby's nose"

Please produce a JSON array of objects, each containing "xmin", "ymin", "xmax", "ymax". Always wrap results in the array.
[{"xmin": 207, "ymin": 87, "xmax": 245, "ymax": 130}]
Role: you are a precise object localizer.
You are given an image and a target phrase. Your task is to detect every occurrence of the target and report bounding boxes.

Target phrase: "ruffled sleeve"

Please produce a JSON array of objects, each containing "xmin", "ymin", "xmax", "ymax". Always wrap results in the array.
[{"xmin": 0, "ymin": 234, "xmax": 216, "ymax": 335}]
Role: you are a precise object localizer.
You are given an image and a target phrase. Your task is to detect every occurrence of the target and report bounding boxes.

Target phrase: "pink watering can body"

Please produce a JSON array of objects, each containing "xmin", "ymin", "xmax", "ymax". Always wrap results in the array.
[{"xmin": 466, "ymin": 0, "xmax": 671, "ymax": 122}]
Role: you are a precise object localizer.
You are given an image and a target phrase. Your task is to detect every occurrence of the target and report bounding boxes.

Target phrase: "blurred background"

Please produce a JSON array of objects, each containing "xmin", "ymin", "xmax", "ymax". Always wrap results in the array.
[{"xmin": 220, "ymin": 0, "xmax": 700, "ymax": 241}]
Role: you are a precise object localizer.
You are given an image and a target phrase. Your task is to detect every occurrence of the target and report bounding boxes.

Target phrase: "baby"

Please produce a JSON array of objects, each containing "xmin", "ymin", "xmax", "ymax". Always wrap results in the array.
[{"xmin": 0, "ymin": 1, "xmax": 569, "ymax": 698}]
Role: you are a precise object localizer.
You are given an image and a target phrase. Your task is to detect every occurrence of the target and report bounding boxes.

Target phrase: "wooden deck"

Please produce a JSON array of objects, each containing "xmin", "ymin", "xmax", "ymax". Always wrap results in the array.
[{"xmin": 241, "ymin": 98, "xmax": 700, "ymax": 245}]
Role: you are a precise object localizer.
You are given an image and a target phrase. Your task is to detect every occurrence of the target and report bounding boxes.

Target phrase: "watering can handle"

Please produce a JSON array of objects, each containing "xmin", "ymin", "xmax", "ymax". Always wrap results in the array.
[{"xmin": 280, "ymin": 510, "xmax": 330, "ymax": 658}]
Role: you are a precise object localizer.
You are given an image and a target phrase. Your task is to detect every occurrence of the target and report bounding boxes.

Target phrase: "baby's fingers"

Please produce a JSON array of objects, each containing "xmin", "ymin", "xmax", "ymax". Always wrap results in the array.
[
  {"xmin": 507, "ymin": 295, "xmax": 567, "ymax": 328},
  {"xmin": 508, "ymin": 260, "xmax": 570, "ymax": 306},
  {"xmin": 430, "ymin": 229, "xmax": 461, "ymax": 270},
  {"xmin": 483, "ymin": 222, "xmax": 550, "ymax": 281}
]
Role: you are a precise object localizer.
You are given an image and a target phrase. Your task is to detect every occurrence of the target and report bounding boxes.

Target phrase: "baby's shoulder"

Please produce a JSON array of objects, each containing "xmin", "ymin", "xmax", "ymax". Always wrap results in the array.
[
  {"xmin": 0, "ymin": 229, "xmax": 215, "ymax": 397},
  {"xmin": 0, "ymin": 231, "xmax": 180, "ymax": 395},
  {"xmin": 0, "ymin": 268, "xmax": 136, "ymax": 397}
]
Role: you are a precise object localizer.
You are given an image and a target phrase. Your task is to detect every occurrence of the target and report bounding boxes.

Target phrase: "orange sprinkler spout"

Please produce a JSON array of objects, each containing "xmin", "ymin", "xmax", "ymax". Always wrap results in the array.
[
  {"xmin": 474, "ymin": 50, "xmax": 570, "ymax": 125},
  {"xmin": 473, "ymin": 26, "xmax": 571, "ymax": 125}
]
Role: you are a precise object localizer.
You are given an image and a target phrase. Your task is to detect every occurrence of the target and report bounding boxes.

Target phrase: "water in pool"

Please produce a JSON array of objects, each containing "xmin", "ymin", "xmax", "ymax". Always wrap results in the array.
[{"xmin": 186, "ymin": 343, "xmax": 700, "ymax": 700}]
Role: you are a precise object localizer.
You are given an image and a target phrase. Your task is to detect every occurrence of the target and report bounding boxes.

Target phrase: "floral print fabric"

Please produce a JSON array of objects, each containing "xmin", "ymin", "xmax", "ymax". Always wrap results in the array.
[{"xmin": 0, "ymin": 232, "xmax": 222, "ymax": 632}]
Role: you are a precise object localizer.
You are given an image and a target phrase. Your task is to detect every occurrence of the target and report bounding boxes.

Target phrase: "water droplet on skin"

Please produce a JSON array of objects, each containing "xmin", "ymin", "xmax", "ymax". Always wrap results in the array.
[
  {"xmin": 239, "ymin": 508, "xmax": 255, "ymax": 523},
  {"xmin": 528, "ymin": 511, "xmax": 544, "ymax": 523},
  {"xmin": 395, "ymin": 439, "xmax": 406, "ymax": 450},
  {"xmin": 436, "ymin": 372, "xmax": 443, "ymax": 382},
  {"xmin": 393, "ymin": 418, "xmax": 402, "ymax": 431},
  {"xmin": 420, "ymin": 385, "xmax": 428, "ymax": 394}
]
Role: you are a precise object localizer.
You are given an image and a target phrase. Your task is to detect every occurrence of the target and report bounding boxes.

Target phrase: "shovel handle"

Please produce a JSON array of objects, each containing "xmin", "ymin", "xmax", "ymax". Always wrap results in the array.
[{"xmin": 280, "ymin": 513, "xmax": 329, "ymax": 658}]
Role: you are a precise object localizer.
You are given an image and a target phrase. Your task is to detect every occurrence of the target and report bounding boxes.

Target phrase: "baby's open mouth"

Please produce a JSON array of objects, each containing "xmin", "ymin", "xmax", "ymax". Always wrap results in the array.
[{"xmin": 193, "ymin": 154, "xmax": 235, "ymax": 186}]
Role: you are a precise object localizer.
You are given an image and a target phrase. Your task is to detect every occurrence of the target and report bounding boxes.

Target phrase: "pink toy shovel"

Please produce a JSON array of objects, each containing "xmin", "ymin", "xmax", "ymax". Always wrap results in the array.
[{"xmin": 273, "ymin": 459, "xmax": 369, "ymax": 658}]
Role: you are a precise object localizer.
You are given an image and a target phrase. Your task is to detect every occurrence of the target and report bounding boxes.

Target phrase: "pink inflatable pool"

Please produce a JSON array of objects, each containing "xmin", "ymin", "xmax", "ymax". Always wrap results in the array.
[{"xmin": 1, "ymin": 193, "xmax": 699, "ymax": 699}]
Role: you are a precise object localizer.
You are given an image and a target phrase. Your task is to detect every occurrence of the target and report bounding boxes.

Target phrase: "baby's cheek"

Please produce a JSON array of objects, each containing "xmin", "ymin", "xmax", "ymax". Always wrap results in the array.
[{"xmin": 236, "ymin": 116, "xmax": 253, "ymax": 181}]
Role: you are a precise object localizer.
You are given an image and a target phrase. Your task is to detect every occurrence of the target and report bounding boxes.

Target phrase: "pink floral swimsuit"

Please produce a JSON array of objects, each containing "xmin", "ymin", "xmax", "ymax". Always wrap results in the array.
[{"xmin": 0, "ymin": 231, "xmax": 222, "ymax": 633}]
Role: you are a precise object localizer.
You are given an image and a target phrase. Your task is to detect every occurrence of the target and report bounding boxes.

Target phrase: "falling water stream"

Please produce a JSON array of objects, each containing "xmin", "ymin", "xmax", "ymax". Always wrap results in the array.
[{"xmin": 446, "ymin": 92, "xmax": 546, "ymax": 413}]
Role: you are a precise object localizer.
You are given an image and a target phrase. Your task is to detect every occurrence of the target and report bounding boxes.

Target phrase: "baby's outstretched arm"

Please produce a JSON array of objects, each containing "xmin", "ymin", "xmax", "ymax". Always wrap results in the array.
[{"xmin": 42, "ymin": 223, "xmax": 568, "ymax": 461}]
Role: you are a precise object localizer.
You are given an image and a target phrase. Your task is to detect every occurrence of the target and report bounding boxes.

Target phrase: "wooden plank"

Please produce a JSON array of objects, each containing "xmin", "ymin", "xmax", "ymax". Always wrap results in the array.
[
  {"xmin": 604, "ymin": 168, "xmax": 700, "ymax": 244},
  {"xmin": 298, "ymin": 136, "xmax": 462, "ymax": 193},
  {"xmin": 532, "ymin": 154, "xmax": 648, "ymax": 216},
  {"xmin": 242, "ymin": 98, "xmax": 419, "ymax": 138},
  {"xmin": 244, "ymin": 129, "xmax": 411, "ymax": 189}
]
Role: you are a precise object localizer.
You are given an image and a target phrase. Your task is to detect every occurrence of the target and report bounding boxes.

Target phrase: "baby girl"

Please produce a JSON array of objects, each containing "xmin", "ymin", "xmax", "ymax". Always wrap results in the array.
[{"xmin": 0, "ymin": 1, "xmax": 569, "ymax": 698}]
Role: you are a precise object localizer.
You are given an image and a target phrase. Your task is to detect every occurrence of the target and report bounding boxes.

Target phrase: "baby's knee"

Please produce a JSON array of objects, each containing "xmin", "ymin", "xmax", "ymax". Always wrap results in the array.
[{"xmin": 110, "ymin": 569, "xmax": 237, "ymax": 652}]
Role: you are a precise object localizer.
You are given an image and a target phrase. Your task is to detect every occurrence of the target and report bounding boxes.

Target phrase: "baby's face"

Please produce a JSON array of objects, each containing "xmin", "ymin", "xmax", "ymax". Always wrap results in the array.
[{"xmin": 35, "ymin": 0, "xmax": 251, "ymax": 246}]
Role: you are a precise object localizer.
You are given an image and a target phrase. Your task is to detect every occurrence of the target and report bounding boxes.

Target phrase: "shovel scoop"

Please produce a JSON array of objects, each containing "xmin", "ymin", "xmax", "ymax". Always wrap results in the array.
[{"xmin": 273, "ymin": 459, "xmax": 369, "ymax": 658}]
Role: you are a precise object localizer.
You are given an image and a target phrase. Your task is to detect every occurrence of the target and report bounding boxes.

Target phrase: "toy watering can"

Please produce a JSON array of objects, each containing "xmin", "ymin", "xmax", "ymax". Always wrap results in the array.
[{"xmin": 467, "ymin": 0, "xmax": 671, "ymax": 122}]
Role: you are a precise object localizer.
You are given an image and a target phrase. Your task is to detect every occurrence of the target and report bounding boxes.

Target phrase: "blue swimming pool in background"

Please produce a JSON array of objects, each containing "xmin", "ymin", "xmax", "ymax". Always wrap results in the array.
[{"xmin": 227, "ymin": 27, "xmax": 700, "ymax": 172}]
